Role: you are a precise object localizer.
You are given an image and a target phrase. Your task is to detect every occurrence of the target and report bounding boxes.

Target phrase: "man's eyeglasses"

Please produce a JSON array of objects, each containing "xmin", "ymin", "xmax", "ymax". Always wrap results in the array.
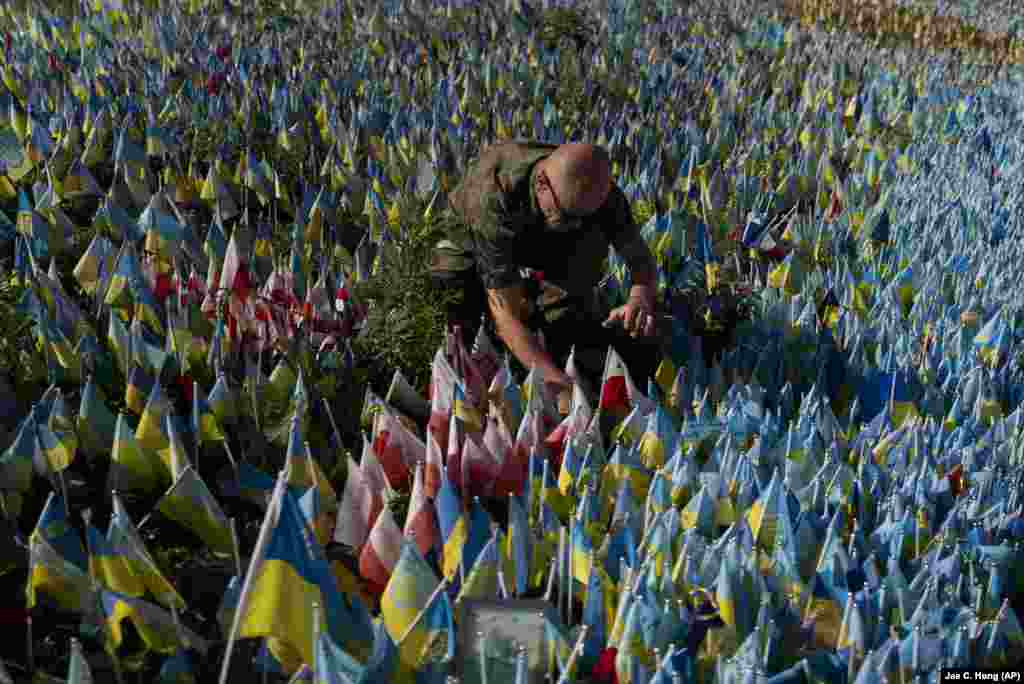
[{"xmin": 537, "ymin": 169, "xmax": 599, "ymax": 231}]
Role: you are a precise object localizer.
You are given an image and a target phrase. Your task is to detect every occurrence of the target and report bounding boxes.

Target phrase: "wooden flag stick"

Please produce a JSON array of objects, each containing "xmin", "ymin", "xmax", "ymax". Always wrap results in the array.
[
  {"xmin": 556, "ymin": 625, "xmax": 589, "ymax": 684},
  {"xmin": 193, "ymin": 380, "xmax": 202, "ymax": 466},
  {"xmin": 397, "ymin": 578, "xmax": 450, "ymax": 645},
  {"xmin": 554, "ymin": 527, "xmax": 566, "ymax": 619},
  {"xmin": 223, "ymin": 439, "xmax": 239, "ymax": 482},
  {"xmin": 322, "ymin": 397, "xmax": 345, "ymax": 455},
  {"xmin": 311, "ymin": 602, "xmax": 320, "ymax": 683},
  {"xmin": 565, "ymin": 524, "xmax": 572, "ymax": 626},
  {"xmin": 220, "ymin": 473, "xmax": 288, "ymax": 684},
  {"xmin": 229, "ymin": 517, "xmax": 243, "ymax": 578},
  {"xmin": 137, "ymin": 470, "xmax": 186, "ymax": 531},
  {"xmin": 538, "ymin": 457, "xmax": 549, "ymax": 534},
  {"xmin": 25, "ymin": 613, "xmax": 34, "ymax": 673},
  {"xmin": 58, "ymin": 469, "xmax": 71, "ymax": 519}
]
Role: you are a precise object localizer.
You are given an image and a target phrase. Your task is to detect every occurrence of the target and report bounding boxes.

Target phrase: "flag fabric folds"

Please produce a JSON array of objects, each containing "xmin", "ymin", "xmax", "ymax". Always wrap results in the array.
[{"xmin": 231, "ymin": 473, "xmax": 357, "ymax": 673}]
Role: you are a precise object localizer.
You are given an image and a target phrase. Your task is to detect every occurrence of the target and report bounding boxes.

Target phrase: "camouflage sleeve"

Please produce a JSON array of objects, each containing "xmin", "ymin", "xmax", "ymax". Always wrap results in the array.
[
  {"xmin": 471, "ymin": 196, "xmax": 528, "ymax": 291},
  {"xmin": 474, "ymin": 233, "xmax": 526, "ymax": 290},
  {"xmin": 602, "ymin": 186, "xmax": 657, "ymax": 281}
]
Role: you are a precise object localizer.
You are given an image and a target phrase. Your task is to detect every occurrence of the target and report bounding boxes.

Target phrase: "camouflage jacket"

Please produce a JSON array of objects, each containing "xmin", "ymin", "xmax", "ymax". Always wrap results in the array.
[{"xmin": 446, "ymin": 140, "xmax": 645, "ymax": 324}]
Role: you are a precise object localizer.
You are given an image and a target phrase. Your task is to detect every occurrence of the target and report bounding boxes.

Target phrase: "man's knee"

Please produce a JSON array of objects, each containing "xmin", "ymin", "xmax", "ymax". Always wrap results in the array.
[{"xmin": 430, "ymin": 240, "xmax": 487, "ymax": 339}]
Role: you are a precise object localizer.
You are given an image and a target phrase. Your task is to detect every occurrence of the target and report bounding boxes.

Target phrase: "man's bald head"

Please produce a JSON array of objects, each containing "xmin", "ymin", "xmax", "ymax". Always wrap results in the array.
[{"xmin": 541, "ymin": 143, "xmax": 612, "ymax": 215}]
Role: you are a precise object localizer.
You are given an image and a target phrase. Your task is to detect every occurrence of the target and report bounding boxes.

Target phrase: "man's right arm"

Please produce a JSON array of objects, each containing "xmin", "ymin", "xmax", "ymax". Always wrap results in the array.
[{"xmin": 486, "ymin": 285, "xmax": 573, "ymax": 393}]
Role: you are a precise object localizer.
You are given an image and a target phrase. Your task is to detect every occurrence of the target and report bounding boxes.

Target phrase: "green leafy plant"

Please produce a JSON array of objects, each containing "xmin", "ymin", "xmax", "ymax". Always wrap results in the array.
[{"xmin": 350, "ymin": 214, "xmax": 461, "ymax": 399}]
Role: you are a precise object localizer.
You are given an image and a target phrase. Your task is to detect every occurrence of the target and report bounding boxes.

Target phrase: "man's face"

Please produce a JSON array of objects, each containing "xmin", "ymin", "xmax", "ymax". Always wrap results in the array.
[{"xmin": 534, "ymin": 162, "xmax": 610, "ymax": 232}]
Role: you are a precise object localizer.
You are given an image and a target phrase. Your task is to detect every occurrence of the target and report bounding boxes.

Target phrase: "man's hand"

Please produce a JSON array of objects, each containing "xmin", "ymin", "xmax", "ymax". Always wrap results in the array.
[
  {"xmin": 488, "ymin": 285, "xmax": 574, "ymax": 401},
  {"xmin": 604, "ymin": 285, "xmax": 657, "ymax": 338}
]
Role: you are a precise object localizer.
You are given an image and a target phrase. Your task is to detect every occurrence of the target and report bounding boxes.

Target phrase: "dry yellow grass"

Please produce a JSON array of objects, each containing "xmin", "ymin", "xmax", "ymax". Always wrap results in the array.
[{"xmin": 780, "ymin": 0, "xmax": 1024, "ymax": 66}]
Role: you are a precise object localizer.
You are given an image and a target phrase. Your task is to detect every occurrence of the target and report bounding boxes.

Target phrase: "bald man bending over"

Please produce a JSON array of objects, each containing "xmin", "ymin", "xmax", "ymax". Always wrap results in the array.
[{"xmin": 436, "ymin": 140, "xmax": 662, "ymax": 408}]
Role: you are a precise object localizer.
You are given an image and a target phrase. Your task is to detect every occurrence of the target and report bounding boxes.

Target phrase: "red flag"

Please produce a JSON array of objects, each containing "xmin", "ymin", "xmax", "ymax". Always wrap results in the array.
[
  {"xmin": 482, "ymin": 412, "xmax": 513, "ymax": 479},
  {"xmin": 359, "ymin": 438, "xmax": 389, "ymax": 532},
  {"xmin": 424, "ymin": 430, "xmax": 444, "ymax": 499},
  {"xmin": 462, "ymin": 434, "xmax": 499, "ymax": 499},
  {"xmin": 358, "ymin": 507, "xmax": 402, "ymax": 594},
  {"xmin": 336, "ymin": 453, "xmax": 373, "ymax": 550},
  {"xmin": 592, "ymin": 648, "xmax": 619, "ymax": 684},
  {"xmin": 470, "ymin": 326, "xmax": 501, "ymax": 390},
  {"xmin": 429, "ymin": 349, "xmax": 458, "ymax": 456},
  {"xmin": 544, "ymin": 416, "xmax": 571, "ymax": 466},
  {"xmin": 445, "ymin": 408, "xmax": 464, "ymax": 492},
  {"xmin": 371, "ymin": 411, "xmax": 420, "ymax": 491},
  {"xmin": 154, "ymin": 271, "xmax": 175, "ymax": 302},
  {"xmin": 495, "ymin": 410, "xmax": 546, "ymax": 498},
  {"xmin": 826, "ymin": 188, "xmax": 843, "ymax": 222},
  {"xmin": 220, "ymin": 234, "xmax": 253, "ymax": 304},
  {"xmin": 599, "ymin": 371, "xmax": 629, "ymax": 417},
  {"xmin": 450, "ymin": 330, "xmax": 487, "ymax": 407},
  {"xmin": 178, "ymin": 374, "xmax": 194, "ymax": 404},
  {"xmin": 947, "ymin": 464, "xmax": 964, "ymax": 497},
  {"xmin": 186, "ymin": 268, "xmax": 205, "ymax": 300},
  {"xmin": 404, "ymin": 464, "xmax": 438, "ymax": 558}
]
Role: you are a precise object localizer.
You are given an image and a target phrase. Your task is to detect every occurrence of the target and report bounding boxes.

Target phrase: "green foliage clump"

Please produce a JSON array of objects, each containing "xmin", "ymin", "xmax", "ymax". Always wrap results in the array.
[
  {"xmin": 0, "ymin": 273, "xmax": 37, "ymax": 393},
  {"xmin": 350, "ymin": 216, "xmax": 461, "ymax": 399},
  {"xmin": 538, "ymin": 6, "xmax": 598, "ymax": 52}
]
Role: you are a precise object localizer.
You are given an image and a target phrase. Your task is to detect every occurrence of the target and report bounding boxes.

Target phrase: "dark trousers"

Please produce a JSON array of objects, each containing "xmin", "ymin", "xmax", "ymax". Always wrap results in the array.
[{"xmin": 435, "ymin": 270, "xmax": 662, "ymax": 397}]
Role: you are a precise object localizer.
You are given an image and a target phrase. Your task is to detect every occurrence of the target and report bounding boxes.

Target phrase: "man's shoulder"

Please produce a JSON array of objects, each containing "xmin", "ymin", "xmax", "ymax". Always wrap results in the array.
[
  {"xmin": 482, "ymin": 140, "xmax": 559, "ymax": 164},
  {"xmin": 462, "ymin": 140, "xmax": 556, "ymax": 189},
  {"xmin": 451, "ymin": 140, "xmax": 553, "ymax": 237}
]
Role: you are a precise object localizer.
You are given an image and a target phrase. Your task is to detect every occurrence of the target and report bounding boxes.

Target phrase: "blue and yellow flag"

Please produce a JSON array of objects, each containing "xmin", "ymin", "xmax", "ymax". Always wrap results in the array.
[
  {"xmin": 456, "ymin": 533, "xmax": 501, "ymax": 606},
  {"xmin": 105, "ymin": 242, "xmax": 143, "ymax": 314},
  {"xmin": 135, "ymin": 378, "xmax": 171, "ymax": 465},
  {"xmin": 107, "ymin": 311, "xmax": 131, "ymax": 375},
  {"xmin": 36, "ymin": 420, "xmax": 75, "ymax": 474},
  {"xmin": 78, "ymin": 374, "xmax": 117, "ymax": 456},
  {"xmin": 463, "ymin": 498, "xmax": 493, "ymax": 578},
  {"xmin": 696, "ymin": 220, "xmax": 720, "ymax": 291},
  {"xmin": 235, "ymin": 474, "xmax": 357, "ymax": 673},
  {"xmin": 435, "ymin": 467, "xmax": 467, "ymax": 581},
  {"xmin": 382, "ymin": 540, "xmax": 450, "ymax": 674},
  {"xmin": 73, "ymin": 233, "xmax": 115, "ymax": 296},
  {"xmin": 100, "ymin": 589, "xmax": 206, "ymax": 655},
  {"xmin": 0, "ymin": 414, "xmax": 36, "ymax": 493},
  {"xmin": 86, "ymin": 516, "xmax": 146, "ymax": 601},
  {"xmin": 571, "ymin": 516, "xmax": 595, "ymax": 587},
  {"xmin": 453, "ymin": 381, "xmax": 483, "ymax": 432},
  {"xmin": 158, "ymin": 649, "xmax": 196, "ymax": 684},
  {"xmin": 26, "ymin": 492, "xmax": 91, "ymax": 612},
  {"xmin": 207, "ymin": 372, "xmax": 237, "ymax": 426},
  {"xmin": 155, "ymin": 466, "xmax": 233, "ymax": 557},
  {"xmin": 505, "ymin": 494, "xmax": 531, "ymax": 597},
  {"xmin": 108, "ymin": 412, "xmax": 163, "ymax": 493},
  {"xmin": 315, "ymin": 631, "xmax": 367, "ymax": 684},
  {"xmin": 192, "ymin": 380, "xmax": 224, "ymax": 445},
  {"xmin": 109, "ymin": 494, "xmax": 185, "ymax": 610}
]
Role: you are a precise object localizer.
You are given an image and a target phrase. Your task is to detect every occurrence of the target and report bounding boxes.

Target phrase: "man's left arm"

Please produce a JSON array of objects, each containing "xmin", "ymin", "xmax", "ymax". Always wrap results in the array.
[
  {"xmin": 604, "ymin": 188, "xmax": 659, "ymax": 335},
  {"xmin": 614, "ymin": 230, "xmax": 657, "ymax": 305}
]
